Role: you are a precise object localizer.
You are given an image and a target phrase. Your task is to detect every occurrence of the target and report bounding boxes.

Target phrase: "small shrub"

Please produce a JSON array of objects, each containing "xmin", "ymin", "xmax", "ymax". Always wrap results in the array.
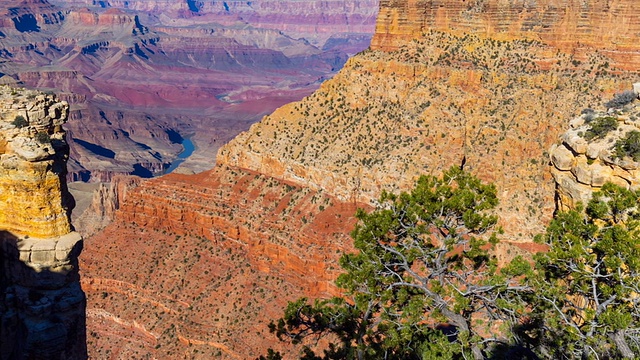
[
  {"xmin": 35, "ymin": 131, "xmax": 50, "ymax": 144},
  {"xmin": 583, "ymin": 112, "xmax": 595, "ymax": 123},
  {"xmin": 11, "ymin": 115, "xmax": 27, "ymax": 128},
  {"xmin": 582, "ymin": 116, "xmax": 618, "ymax": 140},
  {"xmin": 604, "ymin": 90, "xmax": 637, "ymax": 109},
  {"xmin": 613, "ymin": 130, "xmax": 640, "ymax": 161}
]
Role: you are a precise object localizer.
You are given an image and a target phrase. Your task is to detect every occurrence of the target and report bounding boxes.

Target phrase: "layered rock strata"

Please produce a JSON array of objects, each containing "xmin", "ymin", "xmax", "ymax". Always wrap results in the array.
[
  {"xmin": 218, "ymin": 29, "xmax": 638, "ymax": 241},
  {"xmin": 74, "ymin": 175, "xmax": 142, "ymax": 237},
  {"xmin": 0, "ymin": 86, "xmax": 85, "ymax": 360},
  {"xmin": 49, "ymin": 0, "xmax": 378, "ymax": 47},
  {"xmin": 0, "ymin": 0, "xmax": 379, "ymax": 180},
  {"xmin": 80, "ymin": 166, "xmax": 361, "ymax": 358},
  {"xmin": 551, "ymin": 89, "xmax": 640, "ymax": 211},
  {"xmin": 371, "ymin": 0, "xmax": 640, "ymax": 70}
]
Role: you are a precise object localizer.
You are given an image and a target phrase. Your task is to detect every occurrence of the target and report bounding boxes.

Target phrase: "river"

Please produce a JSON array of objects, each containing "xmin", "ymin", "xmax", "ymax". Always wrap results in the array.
[{"xmin": 164, "ymin": 137, "xmax": 195, "ymax": 174}]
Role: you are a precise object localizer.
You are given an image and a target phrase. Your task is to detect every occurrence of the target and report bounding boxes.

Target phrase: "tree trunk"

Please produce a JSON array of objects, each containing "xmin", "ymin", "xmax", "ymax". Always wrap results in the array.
[
  {"xmin": 471, "ymin": 345, "xmax": 484, "ymax": 360},
  {"xmin": 612, "ymin": 330, "xmax": 635, "ymax": 358},
  {"xmin": 439, "ymin": 307, "xmax": 483, "ymax": 359}
]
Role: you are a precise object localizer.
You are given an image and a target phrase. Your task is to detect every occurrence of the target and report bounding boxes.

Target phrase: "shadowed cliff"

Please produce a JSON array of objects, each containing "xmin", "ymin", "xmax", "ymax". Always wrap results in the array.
[{"xmin": 0, "ymin": 230, "xmax": 86, "ymax": 360}]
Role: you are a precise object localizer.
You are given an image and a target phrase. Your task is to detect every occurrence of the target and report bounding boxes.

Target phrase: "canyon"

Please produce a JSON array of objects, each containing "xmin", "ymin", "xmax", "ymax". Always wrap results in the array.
[
  {"xmin": 75, "ymin": 0, "xmax": 640, "ymax": 359},
  {"xmin": 0, "ymin": 0, "xmax": 378, "ymax": 181},
  {"xmin": 5, "ymin": 0, "xmax": 640, "ymax": 358}
]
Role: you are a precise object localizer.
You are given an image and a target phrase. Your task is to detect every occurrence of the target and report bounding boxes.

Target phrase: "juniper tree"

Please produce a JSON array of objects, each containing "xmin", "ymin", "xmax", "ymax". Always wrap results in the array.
[
  {"xmin": 265, "ymin": 167, "xmax": 530, "ymax": 359},
  {"xmin": 529, "ymin": 183, "xmax": 640, "ymax": 359}
]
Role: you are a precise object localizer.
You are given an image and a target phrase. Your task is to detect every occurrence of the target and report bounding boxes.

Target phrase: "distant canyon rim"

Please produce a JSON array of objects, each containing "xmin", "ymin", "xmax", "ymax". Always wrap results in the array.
[{"xmin": 0, "ymin": 0, "xmax": 379, "ymax": 182}]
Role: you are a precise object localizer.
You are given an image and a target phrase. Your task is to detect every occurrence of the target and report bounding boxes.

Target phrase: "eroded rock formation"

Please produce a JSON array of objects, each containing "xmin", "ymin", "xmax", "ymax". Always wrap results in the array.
[
  {"xmin": 81, "ymin": 0, "xmax": 640, "ymax": 358},
  {"xmin": 551, "ymin": 89, "xmax": 640, "ymax": 211},
  {"xmin": 0, "ymin": 86, "xmax": 85, "ymax": 360},
  {"xmin": 371, "ymin": 0, "xmax": 640, "ymax": 70},
  {"xmin": 80, "ymin": 166, "xmax": 361, "ymax": 358},
  {"xmin": 0, "ymin": 0, "xmax": 379, "ymax": 180}
]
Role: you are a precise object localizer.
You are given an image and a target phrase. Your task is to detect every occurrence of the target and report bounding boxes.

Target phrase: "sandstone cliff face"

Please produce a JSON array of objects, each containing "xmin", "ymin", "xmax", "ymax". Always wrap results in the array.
[
  {"xmin": 0, "ymin": 87, "xmax": 72, "ymax": 238},
  {"xmin": 0, "ymin": 86, "xmax": 85, "ymax": 359},
  {"xmin": 551, "ymin": 91, "xmax": 640, "ymax": 211},
  {"xmin": 218, "ymin": 29, "xmax": 638, "ymax": 241},
  {"xmin": 371, "ymin": 0, "xmax": 640, "ymax": 70}
]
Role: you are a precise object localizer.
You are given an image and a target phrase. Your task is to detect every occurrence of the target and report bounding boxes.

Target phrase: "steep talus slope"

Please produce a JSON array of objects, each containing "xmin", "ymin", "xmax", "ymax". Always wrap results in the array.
[
  {"xmin": 372, "ymin": 0, "xmax": 640, "ymax": 70},
  {"xmin": 0, "ymin": 86, "xmax": 85, "ymax": 360},
  {"xmin": 80, "ymin": 165, "xmax": 361, "ymax": 358},
  {"xmin": 219, "ymin": 29, "xmax": 637, "ymax": 240}
]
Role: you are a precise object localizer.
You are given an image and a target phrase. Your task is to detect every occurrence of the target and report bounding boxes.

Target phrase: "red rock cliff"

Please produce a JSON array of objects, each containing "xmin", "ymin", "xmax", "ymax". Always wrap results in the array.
[
  {"xmin": 371, "ymin": 0, "xmax": 640, "ymax": 69},
  {"xmin": 80, "ymin": 166, "xmax": 362, "ymax": 358},
  {"xmin": 218, "ymin": 0, "xmax": 640, "ymax": 241}
]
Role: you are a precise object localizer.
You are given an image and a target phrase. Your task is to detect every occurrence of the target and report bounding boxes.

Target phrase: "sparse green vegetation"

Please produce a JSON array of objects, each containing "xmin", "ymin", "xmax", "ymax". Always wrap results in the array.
[
  {"xmin": 613, "ymin": 130, "xmax": 640, "ymax": 161},
  {"xmin": 11, "ymin": 115, "xmax": 27, "ymax": 128},
  {"xmin": 35, "ymin": 131, "xmax": 50, "ymax": 144},
  {"xmin": 582, "ymin": 116, "xmax": 618, "ymax": 140}
]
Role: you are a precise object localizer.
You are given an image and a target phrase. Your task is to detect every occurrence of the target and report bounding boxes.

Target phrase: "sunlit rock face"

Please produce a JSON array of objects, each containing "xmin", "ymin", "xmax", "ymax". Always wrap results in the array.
[
  {"xmin": 551, "ymin": 92, "xmax": 640, "ymax": 212},
  {"xmin": 0, "ymin": 86, "xmax": 85, "ymax": 360},
  {"xmin": 371, "ymin": 0, "xmax": 640, "ymax": 70},
  {"xmin": 218, "ymin": 0, "xmax": 640, "ymax": 242}
]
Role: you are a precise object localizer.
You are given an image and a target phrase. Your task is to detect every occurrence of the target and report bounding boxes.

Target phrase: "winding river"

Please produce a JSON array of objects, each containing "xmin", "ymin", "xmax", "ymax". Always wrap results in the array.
[{"xmin": 164, "ymin": 137, "xmax": 195, "ymax": 174}]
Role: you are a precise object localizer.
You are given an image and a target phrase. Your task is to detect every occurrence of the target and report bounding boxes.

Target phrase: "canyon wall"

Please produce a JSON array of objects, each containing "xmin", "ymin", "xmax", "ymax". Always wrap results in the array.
[
  {"xmin": 80, "ymin": 166, "xmax": 361, "ymax": 358},
  {"xmin": 81, "ymin": 0, "xmax": 640, "ymax": 358},
  {"xmin": 0, "ymin": 86, "xmax": 85, "ymax": 360},
  {"xmin": 371, "ymin": 0, "xmax": 640, "ymax": 70},
  {"xmin": 0, "ymin": 0, "xmax": 379, "ymax": 180},
  {"xmin": 218, "ymin": 0, "xmax": 640, "ymax": 241},
  {"xmin": 50, "ymin": 0, "xmax": 378, "ymax": 46}
]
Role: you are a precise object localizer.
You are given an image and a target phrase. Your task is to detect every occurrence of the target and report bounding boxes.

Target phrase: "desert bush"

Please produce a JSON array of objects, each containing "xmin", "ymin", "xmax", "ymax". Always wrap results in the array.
[
  {"xmin": 604, "ymin": 90, "xmax": 637, "ymax": 109},
  {"xmin": 613, "ymin": 130, "xmax": 640, "ymax": 161},
  {"xmin": 35, "ymin": 131, "xmax": 50, "ymax": 144},
  {"xmin": 11, "ymin": 115, "xmax": 27, "ymax": 128},
  {"xmin": 582, "ymin": 116, "xmax": 618, "ymax": 140}
]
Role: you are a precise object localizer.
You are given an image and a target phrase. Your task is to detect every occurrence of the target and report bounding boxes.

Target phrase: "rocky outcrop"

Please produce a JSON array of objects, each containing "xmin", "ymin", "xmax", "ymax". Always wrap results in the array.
[
  {"xmin": 0, "ymin": 0, "xmax": 65, "ymax": 31},
  {"xmin": 550, "ymin": 90, "xmax": 640, "ymax": 211},
  {"xmin": 74, "ymin": 174, "xmax": 141, "ymax": 237},
  {"xmin": 371, "ymin": 0, "xmax": 640, "ymax": 70},
  {"xmin": 0, "ymin": 86, "xmax": 85, "ymax": 360},
  {"xmin": 0, "ymin": 87, "xmax": 72, "ymax": 237}
]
